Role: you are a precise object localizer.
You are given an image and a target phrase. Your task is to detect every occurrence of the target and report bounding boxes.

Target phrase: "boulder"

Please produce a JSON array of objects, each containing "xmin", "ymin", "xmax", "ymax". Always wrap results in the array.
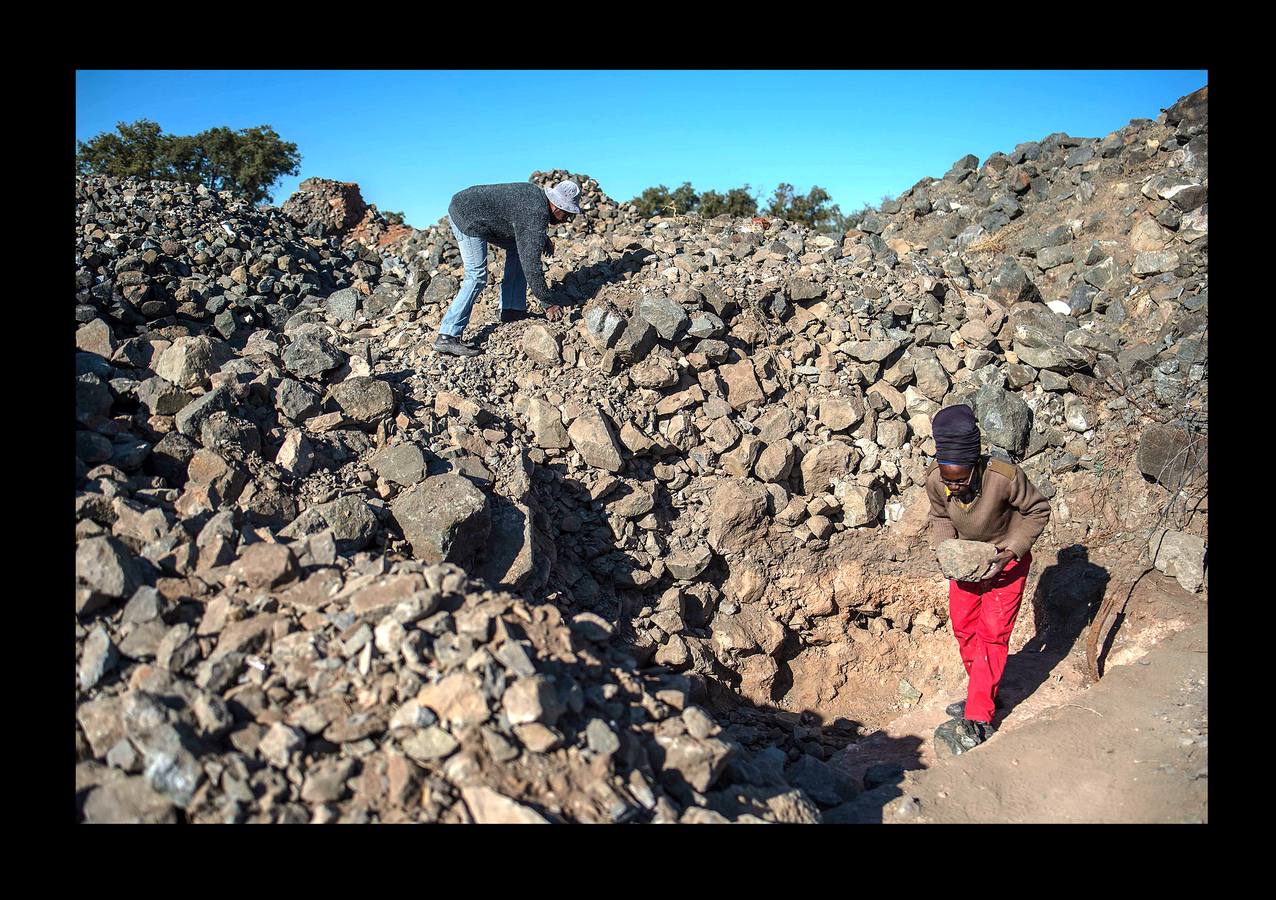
[
  {"xmin": 329, "ymin": 377, "xmax": 395, "ymax": 425},
  {"xmin": 391, "ymin": 474, "xmax": 491, "ymax": 565},
  {"xmin": 799, "ymin": 442, "xmax": 857, "ymax": 495},
  {"xmin": 937, "ymin": 539, "xmax": 998, "ymax": 581},
  {"xmin": 522, "ymin": 325, "xmax": 561, "ymax": 365},
  {"xmin": 707, "ymin": 479, "xmax": 770, "ymax": 554},
  {"xmin": 1148, "ymin": 529, "xmax": 1206, "ymax": 593},
  {"xmin": 1136, "ymin": 425, "xmax": 1203, "ymax": 489},
  {"xmin": 154, "ymin": 336, "xmax": 216, "ymax": 389},
  {"xmin": 972, "ymin": 385, "xmax": 1032, "ymax": 455},
  {"xmin": 636, "ymin": 293, "xmax": 690, "ymax": 341},
  {"xmin": 567, "ymin": 408, "xmax": 624, "ymax": 472}
]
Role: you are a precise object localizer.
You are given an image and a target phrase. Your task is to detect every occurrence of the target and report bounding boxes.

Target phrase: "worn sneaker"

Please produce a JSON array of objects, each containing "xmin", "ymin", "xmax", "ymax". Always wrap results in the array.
[
  {"xmin": 433, "ymin": 334, "xmax": 481, "ymax": 357},
  {"xmin": 945, "ymin": 698, "xmax": 1003, "ymax": 719},
  {"xmin": 499, "ymin": 308, "xmax": 538, "ymax": 323},
  {"xmin": 933, "ymin": 717, "xmax": 995, "ymax": 756}
]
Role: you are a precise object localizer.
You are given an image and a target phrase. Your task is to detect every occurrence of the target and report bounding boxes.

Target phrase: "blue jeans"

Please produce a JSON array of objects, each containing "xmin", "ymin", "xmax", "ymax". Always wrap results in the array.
[{"xmin": 439, "ymin": 216, "xmax": 528, "ymax": 338}]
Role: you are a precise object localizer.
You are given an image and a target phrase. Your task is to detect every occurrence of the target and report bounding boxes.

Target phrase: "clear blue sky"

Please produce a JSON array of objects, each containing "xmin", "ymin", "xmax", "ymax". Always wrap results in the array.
[{"xmin": 76, "ymin": 70, "xmax": 1207, "ymax": 227}]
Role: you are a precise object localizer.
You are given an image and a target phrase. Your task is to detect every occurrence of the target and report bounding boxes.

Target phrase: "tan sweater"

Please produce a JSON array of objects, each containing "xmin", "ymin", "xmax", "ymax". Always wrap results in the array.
[{"xmin": 925, "ymin": 457, "xmax": 1051, "ymax": 559}]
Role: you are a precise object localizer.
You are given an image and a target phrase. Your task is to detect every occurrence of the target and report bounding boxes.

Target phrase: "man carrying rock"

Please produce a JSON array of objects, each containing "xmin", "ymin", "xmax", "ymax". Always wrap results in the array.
[
  {"xmin": 433, "ymin": 179, "xmax": 579, "ymax": 357},
  {"xmin": 926, "ymin": 404, "xmax": 1051, "ymax": 754}
]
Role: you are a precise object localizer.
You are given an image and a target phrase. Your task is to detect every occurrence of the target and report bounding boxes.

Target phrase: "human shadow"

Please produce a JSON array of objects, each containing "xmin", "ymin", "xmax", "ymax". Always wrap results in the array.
[
  {"xmin": 996, "ymin": 544, "xmax": 1110, "ymax": 722},
  {"xmin": 482, "ymin": 602, "xmax": 925, "ymax": 824},
  {"xmin": 495, "ymin": 454, "xmax": 926, "ymax": 823},
  {"xmin": 552, "ymin": 247, "xmax": 650, "ymax": 306}
]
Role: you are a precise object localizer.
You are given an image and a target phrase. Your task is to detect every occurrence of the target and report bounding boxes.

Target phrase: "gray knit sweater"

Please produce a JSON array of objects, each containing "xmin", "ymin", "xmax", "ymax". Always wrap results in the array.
[{"xmin": 448, "ymin": 182, "xmax": 553, "ymax": 302}]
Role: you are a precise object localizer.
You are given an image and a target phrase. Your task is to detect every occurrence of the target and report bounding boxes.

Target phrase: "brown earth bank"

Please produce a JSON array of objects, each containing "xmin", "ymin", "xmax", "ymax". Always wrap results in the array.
[{"xmin": 74, "ymin": 89, "xmax": 1206, "ymax": 823}]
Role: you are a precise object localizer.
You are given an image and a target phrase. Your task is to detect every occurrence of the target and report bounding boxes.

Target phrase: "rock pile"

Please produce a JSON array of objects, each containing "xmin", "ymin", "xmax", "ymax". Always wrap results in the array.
[{"xmin": 76, "ymin": 87, "xmax": 1208, "ymax": 823}]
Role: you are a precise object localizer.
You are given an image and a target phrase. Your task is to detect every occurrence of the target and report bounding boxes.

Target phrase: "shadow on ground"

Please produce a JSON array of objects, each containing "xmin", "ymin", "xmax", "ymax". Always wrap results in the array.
[{"xmin": 999, "ymin": 544, "xmax": 1110, "ymax": 721}]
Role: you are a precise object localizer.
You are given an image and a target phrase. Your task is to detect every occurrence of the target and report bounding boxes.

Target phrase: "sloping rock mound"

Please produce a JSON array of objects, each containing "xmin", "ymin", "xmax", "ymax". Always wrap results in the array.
[{"xmin": 75, "ymin": 84, "xmax": 1208, "ymax": 824}]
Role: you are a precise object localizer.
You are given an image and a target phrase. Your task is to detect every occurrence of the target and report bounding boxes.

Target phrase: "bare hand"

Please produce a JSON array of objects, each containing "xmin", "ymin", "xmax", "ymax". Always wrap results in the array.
[
  {"xmin": 544, "ymin": 305, "xmax": 563, "ymax": 323},
  {"xmin": 982, "ymin": 549, "xmax": 1017, "ymax": 581}
]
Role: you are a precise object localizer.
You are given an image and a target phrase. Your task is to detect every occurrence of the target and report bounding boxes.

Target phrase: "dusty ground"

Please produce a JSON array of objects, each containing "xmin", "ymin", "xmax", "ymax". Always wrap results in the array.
[{"xmin": 818, "ymin": 564, "xmax": 1206, "ymax": 823}]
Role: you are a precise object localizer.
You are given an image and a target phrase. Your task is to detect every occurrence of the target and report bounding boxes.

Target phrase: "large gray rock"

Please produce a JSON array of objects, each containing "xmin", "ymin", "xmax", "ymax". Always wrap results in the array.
[
  {"xmin": 1148, "ymin": 529, "xmax": 1206, "ymax": 593},
  {"xmin": 836, "ymin": 482, "xmax": 885, "ymax": 528},
  {"xmin": 76, "ymin": 374, "xmax": 114, "ymax": 425},
  {"xmin": 1012, "ymin": 308, "xmax": 1086, "ymax": 372},
  {"xmin": 275, "ymin": 378, "xmax": 322, "ymax": 422},
  {"xmin": 175, "ymin": 385, "xmax": 234, "ymax": 440},
  {"xmin": 154, "ymin": 336, "xmax": 216, "ymax": 389},
  {"xmin": 653, "ymin": 734, "xmax": 733, "ymax": 793},
  {"xmin": 137, "ymin": 376, "xmax": 190, "ymax": 416},
  {"xmin": 636, "ymin": 293, "xmax": 690, "ymax": 341},
  {"xmin": 846, "ymin": 340, "xmax": 901, "ymax": 363},
  {"xmin": 526, "ymin": 398, "xmax": 570, "ymax": 450},
  {"xmin": 819, "ymin": 398, "xmax": 865, "ymax": 432},
  {"xmin": 989, "ymin": 258, "xmax": 1037, "ymax": 304},
  {"xmin": 329, "ymin": 376, "xmax": 395, "ymax": 425},
  {"xmin": 567, "ymin": 407, "xmax": 624, "ymax": 472},
  {"xmin": 290, "ymin": 495, "xmax": 379, "ymax": 553},
  {"xmin": 584, "ymin": 306, "xmax": 626, "ymax": 349},
  {"xmin": 391, "ymin": 474, "xmax": 491, "ymax": 565},
  {"xmin": 785, "ymin": 755, "xmax": 859, "ymax": 807},
  {"xmin": 613, "ymin": 317, "xmax": 657, "ymax": 362},
  {"xmin": 478, "ymin": 497, "xmax": 543, "ymax": 592},
  {"xmin": 522, "ymin": 325, "xmax": 561, "ymax": 365},
  {"xmin": 754, "ymin": 439, "xmax": 796, "ymax": 483},
  {"xmin": 325, "ymin": 288, "xmax": 361, "ymax": 322},
  {"xmin": 77, "ymin": 536, "xmax": 142, "ymax": 610},
  {"xmin": 707, "ymin": 479, "xmax": 770, "ymax": 554},
  {"xmin": 283, "ymin": 331, "xmax": 344, "ymax": 378},
  {"xmin": 913, "ymin": 357, "xmax": 950, "ymax": 402},
  {"xmin": 1136, "ymin": 425, "xmax": 1203, "ymax": 489},
  {"xmin": 82, "ymin": 776, "xmax": 177, "ymax": 824},
  {"xmin": 937, "ymin": 539, "xmax": 998, "ymax": 581},
  {"xmin": 799, "ymin": 442, "xmax": 858, "ymax": 495},
  {"xmin": 370, "ymin": 443, "xmax": 427, "ymax": 486},
  {"xmin": 972, "ymin": 385, "xmax": 1032, "ymax": 455},
  {"xmin": 461, "ymin": 785, "xmax": 549, "ymax": 825}
]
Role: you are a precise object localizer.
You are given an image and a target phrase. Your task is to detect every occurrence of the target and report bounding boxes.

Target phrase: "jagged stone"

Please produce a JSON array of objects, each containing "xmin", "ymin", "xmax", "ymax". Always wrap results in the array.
[
  {"xmin": 937, "ymin": 539, "xmax": 999, "ymax": 581},
  {"xmin": 707, "ymin": 479, "xmax": 770, "ymax": 554},
  {"xmin": 1148, "ymin": 529, "xmax": 1207, "ymax": 593},
  {"xmin": 567, "ymin": 407, "xmax": 624, "ymax": 473},
  {"xmin": 391, "ymin": 474, "xmax": 490, "ymax": 565}
]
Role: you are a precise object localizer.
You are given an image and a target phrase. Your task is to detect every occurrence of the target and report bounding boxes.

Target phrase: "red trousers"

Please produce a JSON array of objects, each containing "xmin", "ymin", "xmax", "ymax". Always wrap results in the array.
[{"xmin": 948, "ymin": 552, "xmax": 1031, "ymax": 724}]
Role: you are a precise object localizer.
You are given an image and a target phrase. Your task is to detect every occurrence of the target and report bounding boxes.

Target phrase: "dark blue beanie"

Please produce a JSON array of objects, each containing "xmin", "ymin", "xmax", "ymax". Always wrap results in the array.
[{"xmin": 933, "ymin": 404, "xmax": 981, "ymax": 465}]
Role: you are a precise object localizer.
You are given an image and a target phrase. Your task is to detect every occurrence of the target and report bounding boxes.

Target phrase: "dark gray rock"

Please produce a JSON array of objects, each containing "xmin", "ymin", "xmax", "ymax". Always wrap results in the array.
[
  {"xmin": 1136, "ymin": 424, "xmax": 1204, "ymax": 489},
  {"xmin": 329, "ymin": 377, "xmax": 395, "ymax": 425},
  {"xmin": 937, "ymin": 539, "xmax": 998, "ymax": 581},
  {"xmin": 391, "ymin": 474, "xmax": 491, "ymax": 565},
  {"xmin": 636, "ymin": 294, "xmax": 690, "ymax": 342},
  {"xmin": 785, "ymin": 754, "xmax": 859, "ymax": 807},
  {"xmin": 972, "ymin": 384, "xmax": 1033, "ymax": 455},
  {"xmin": 283, "ymin": 331, "xmax": 343, "ymax": 379},
  {"xmin": 174, "ymin": 385, "xmax": 234, "ymax": 440},
  {"xmin": 989, "ymin": 258, "xmax": 1037, "ymax": 304}
]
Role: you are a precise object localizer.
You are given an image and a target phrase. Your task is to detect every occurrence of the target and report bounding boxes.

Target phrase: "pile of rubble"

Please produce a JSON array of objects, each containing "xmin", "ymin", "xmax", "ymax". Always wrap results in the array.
[{"xmin": 75, "ymin": 86, "xmax": 1208, "ymax": 824}]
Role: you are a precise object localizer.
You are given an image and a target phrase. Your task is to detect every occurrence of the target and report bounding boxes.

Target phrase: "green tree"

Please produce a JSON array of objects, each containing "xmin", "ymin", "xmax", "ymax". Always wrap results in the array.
[
  {"xmin": 75, "ymin": 119, "xmax": 169, "ymax": 180},
  {"xmin": 632, "ymin": 184, "xmax": 674, "ymax": 217},
  {"xmin": 383, "ymin": 210, "xmax": 406, "ymax": 226},
  {"xmin": 766, "ymin": 183, "xmax": 845, "ymax": 233},
  {"xmin": 76, "ymin": 119, "xmax": 301, "ymax": 204},
  {"xmin": 164, "ymin": 125, "xmax": 300, "ymax": 204},
  {"xmin": 699, "ymin": 185, "xmax": 759, "ymax": 218},
  {"xmin": 668, "ymin": 181, "xmax": 699, "ymax": 214}
]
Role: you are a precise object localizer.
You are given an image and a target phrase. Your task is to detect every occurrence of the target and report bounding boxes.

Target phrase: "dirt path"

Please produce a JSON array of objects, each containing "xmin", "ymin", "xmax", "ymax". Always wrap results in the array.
[{"xmin": 826, "ymin": 607, "xmax": 1206, "ymax": 823}]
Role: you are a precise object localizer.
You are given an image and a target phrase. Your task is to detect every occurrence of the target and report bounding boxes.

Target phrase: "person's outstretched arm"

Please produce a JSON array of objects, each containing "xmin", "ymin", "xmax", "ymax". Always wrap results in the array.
[{"xmin": 513, "ymin": 218, "xmax": 553, "ymax": 303}]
